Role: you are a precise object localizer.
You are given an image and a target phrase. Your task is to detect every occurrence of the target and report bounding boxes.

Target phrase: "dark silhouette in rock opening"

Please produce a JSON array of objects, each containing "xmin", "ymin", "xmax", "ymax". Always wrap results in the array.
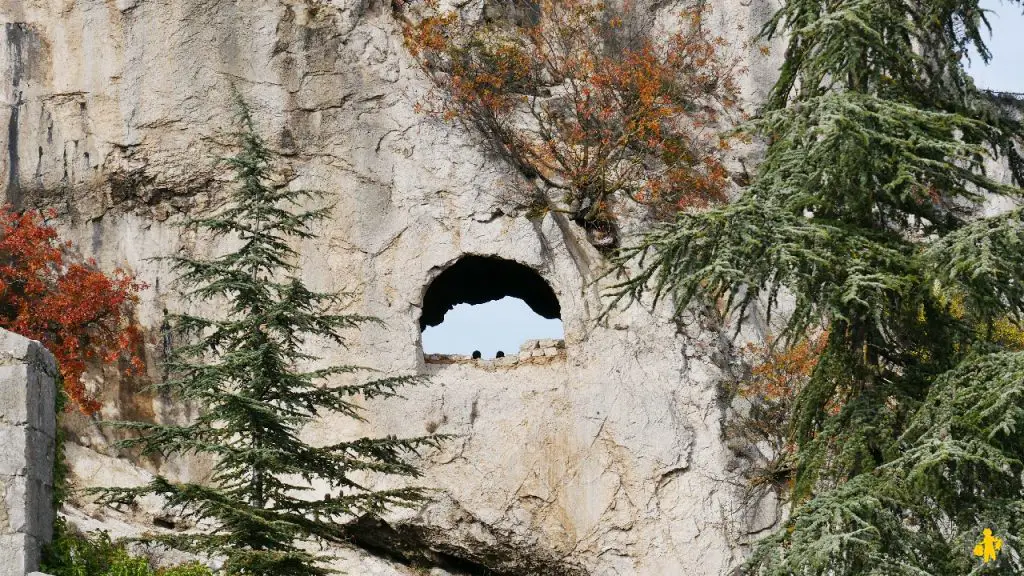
[{"xmin": 420, "ymin": 255, "xmax": 560, "ymax": 330}]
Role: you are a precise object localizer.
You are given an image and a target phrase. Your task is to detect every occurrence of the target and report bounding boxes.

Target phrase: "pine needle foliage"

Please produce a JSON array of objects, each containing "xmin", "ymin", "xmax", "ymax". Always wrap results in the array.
[
  {"xmin": 94, "ymin": 99, "xmax": 442, "ymax": 576},
  {"xmin": 610, "ymin": 0, "xmax": 1024, "ymax": 573}
]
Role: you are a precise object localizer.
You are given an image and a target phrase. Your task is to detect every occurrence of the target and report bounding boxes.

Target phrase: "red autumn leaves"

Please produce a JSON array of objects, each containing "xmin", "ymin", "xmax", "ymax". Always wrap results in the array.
[{"xmin": 0, "ymin": 208, "xmax": 144, "ymax": 414}]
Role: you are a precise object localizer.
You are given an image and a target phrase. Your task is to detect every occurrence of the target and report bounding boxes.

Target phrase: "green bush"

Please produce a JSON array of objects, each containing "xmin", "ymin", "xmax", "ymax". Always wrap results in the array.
[{"xmin": 42, "ymin": 518, "xmax": 213, "ymax": 576}]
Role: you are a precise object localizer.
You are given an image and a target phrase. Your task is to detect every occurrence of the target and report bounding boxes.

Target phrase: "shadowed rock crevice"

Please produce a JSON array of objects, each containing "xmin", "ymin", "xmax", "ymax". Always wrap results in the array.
[
  {"xmin": 343, "ymin": 515, "xmax": 587, "ymax": 576},
  {"xmin": 420, "ymin": 255, "xmax": 560, "ymax": 330}
]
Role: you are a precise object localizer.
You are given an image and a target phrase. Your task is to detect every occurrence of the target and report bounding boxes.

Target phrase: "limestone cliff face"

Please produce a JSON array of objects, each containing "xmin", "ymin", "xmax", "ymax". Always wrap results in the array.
[{"xmin": 0, "ymin": 1, "xmax": 784, "ymax": 573}]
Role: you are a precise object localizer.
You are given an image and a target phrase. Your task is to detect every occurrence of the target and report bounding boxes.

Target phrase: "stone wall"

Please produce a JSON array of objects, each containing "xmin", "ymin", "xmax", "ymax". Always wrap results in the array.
[
  {"xmin": 0, "ymin": 329, "xmax": 56, "ymax": 576},
  {"xmin": 424, "ymin": 338, "xmax": 565, "ymax": 367}
]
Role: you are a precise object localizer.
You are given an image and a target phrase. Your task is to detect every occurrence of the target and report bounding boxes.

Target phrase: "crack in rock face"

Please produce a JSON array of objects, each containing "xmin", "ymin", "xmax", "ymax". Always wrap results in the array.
[
  {"xmin": 2, "ymin": 0, "xmax": 788, "ymax": 573},
  {"xmin": 343, "ymin": 512, "xmax": 589, "ymax": 576}
]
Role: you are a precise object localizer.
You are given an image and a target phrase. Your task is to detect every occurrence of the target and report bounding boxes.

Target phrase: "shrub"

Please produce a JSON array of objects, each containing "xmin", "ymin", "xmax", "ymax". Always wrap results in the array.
[
  {"xmin": 42, "ymin": 518, "xmax": 213, "ymax": 576},
  {"xmin": 0, "ymin": 207, "xmax": 144, "ymax": 413},
  {"xmin": 402, "ymin": 0, "xmax": 741, "ymax": 245}
]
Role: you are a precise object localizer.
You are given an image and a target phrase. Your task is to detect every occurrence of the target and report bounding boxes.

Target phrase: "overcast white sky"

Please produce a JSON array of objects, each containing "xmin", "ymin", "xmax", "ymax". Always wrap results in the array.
[
  {"xmin": 423, "ymin": 1, "xmax": 1024, "ymax": 357},
  {"xmin": 421, "ymin": 297, "xmax": 564, "ymax": 358},
  {"xmin": 967, "ymin": 0, "xmax": 1024, "ymax": 92}
]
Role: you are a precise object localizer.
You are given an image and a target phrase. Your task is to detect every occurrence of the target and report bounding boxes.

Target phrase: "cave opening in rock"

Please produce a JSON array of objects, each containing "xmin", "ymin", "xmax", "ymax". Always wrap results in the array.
[{"xmin": 420, "ymin": 255, "xmax": 563, "ymax": 359}]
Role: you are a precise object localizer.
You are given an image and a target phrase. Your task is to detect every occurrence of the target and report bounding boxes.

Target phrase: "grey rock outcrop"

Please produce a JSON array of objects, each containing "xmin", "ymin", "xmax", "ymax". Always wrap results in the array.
[
  {"xmin": 0, "ymin": 330, "xmax": 56, "ymax": 576},
  {"xmin": 0, "ymin": 0, "xmax": 785, "ymax": 573}
]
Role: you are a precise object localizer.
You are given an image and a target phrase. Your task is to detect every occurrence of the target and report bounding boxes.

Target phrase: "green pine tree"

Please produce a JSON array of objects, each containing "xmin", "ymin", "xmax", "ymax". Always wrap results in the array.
[
  {"xmin": 612, "ymin": 1, "xmax": 1024, "ymax": 573},
  {"xmin": 95, "ymin": 98, "xmax": 442, "ymax": 575}
]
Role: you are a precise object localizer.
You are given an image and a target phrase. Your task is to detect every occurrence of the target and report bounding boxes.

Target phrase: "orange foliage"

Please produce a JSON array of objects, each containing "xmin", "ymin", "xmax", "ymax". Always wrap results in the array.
[
  {"xmin": 403, "ymin": 0, "xmax": 741, "ymax": 227},
  {"xmin": 732, "ymin": 332, "xmax": 830, "ymax": 490},
  {"xmin": 0, "ymin": 207, "xmax": 144, "ymax": 414},
  {"xmin": 743, "ymin": 333, "xmax": 829, "ymax": 403}
]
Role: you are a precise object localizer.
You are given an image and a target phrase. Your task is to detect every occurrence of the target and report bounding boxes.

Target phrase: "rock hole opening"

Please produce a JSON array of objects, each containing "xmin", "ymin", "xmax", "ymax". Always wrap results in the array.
[{"xmin": 420, "ymin": 256, "xmax": 563, "ymax": 361}]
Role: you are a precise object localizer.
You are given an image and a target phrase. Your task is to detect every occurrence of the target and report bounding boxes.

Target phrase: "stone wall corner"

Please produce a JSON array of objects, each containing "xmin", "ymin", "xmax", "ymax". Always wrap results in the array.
[{"xmin": 0, "ymin": 329, "xmax": 57, "ymax": 576}]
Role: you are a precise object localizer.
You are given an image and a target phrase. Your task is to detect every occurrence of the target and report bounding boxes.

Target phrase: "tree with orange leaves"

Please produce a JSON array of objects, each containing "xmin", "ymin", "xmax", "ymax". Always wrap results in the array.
[
  {"xmin": 730, "ymin": 332, "xmax": 829, "ymax": 492},
  {"xmin": 403, "ymin": 0, "xmax": 740, "ymax": 246},
  {"xmin": 0, "ymin": 207, "xmax": 144, "ymax": 413}
]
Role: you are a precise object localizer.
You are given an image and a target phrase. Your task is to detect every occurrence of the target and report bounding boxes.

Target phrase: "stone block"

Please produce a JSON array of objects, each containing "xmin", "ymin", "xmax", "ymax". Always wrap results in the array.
[
  {"xmin": 3, "ymin": 475, "xmax": 28, "ymax": 533},
  {"xmin": 0, "ymin": 427, "xmax": 54, "ymax": 481},
  {"xmin": 0, "ymin": 344, "xmax": 56, "ymax": 436},
  {"xmin": 0, "ymin": 365, "xmax": 29, "ymax": 426},
  {"xmin": 0, "ymin": 330, "xmax": 56, "ymax": 573},
  {"xmin": 538, "ymin": 339, "xmax": 559, "ymax": 349},
  {"xmin": 519, "ymin": 340, "xmax": 539, "ymax": 352},
  {"xmin": 542, "ymin": 347, "xmax": 560, "ymax": 357},
  {"xmin": 0, "ymin": 533, "xmax": 41, "ymax": 576},
  {"xmin": 0, "ymin": 424, "xmax": 27, "ymax": 477},
  {"xmin": 0, "ymin": 332, "xmax": 56, "ymax": 376},
  {"xmin": 0, "ymin": 331, "xmax": 34, "ymax": 365},
  {"xmin": 3, "ymin": 475, "xmax": 54, "ymax": 541}
]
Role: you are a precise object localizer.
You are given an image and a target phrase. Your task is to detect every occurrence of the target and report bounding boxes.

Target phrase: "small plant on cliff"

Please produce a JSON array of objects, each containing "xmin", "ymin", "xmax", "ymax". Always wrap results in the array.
[
  {"xmin": 43, "ymin": 518, "xmax": 213, "ymax": 576},
  {"xmin": 612, "ymin": 0, "xmax": 1024, "ymax": 572},
  {"xmin": 94, "ymin": 98, "xmax": 441, "ymax": 575},
  {"xmin": 0, "ymin": 207, "xmax": 143, "ymax": 413},
  {"xmin": 402, "ymin": 0, "xmax": 740, "ymax": 244},
  {"xmin": 728, "ymin": 332, "xmax": 829, "ymax": 493}
]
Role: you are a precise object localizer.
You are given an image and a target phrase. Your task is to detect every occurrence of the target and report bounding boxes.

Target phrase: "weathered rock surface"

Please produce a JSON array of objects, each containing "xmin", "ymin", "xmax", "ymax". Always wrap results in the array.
[
  {"xmin": 0, "ymin": 0, "xmax": 785, "ymax": 573},
  {"xmin": 0, "ymin": 329, "xmax": 57, "ymax": 576}
]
